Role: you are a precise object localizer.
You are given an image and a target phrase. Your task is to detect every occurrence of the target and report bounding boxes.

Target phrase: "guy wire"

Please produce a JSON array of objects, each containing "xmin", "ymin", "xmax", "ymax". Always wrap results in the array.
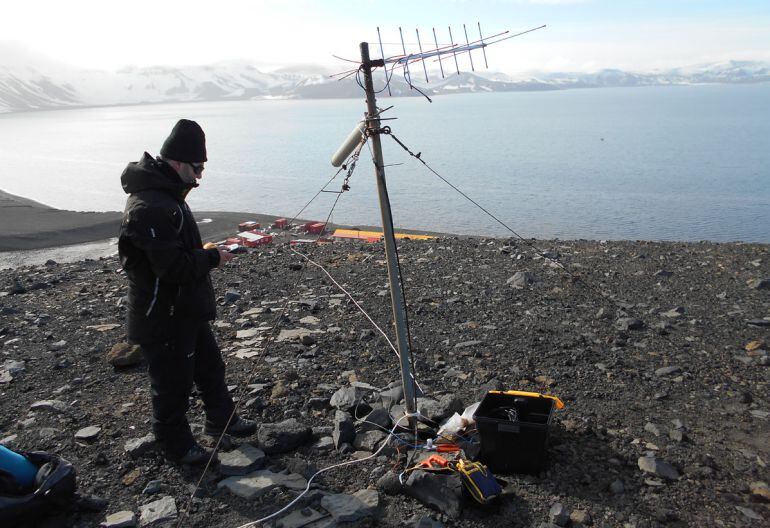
[
  {"xmin": 289, "ymin": 249, "xmax": 425, "ymax": 394},
  {"xmin": 384, "ymin": 130, "xmax": 707, "ymax": 377},
  {"xmin": 386, "ymin": 132, "xmax": 580, "ymax": 280}
]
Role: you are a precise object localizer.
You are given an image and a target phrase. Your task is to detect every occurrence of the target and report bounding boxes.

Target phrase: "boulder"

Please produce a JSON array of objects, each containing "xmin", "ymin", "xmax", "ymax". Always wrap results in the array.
[
  {"xmin": 616, "ymin": 317, "xmax": 644, "ymax": 331},
  {"xmin": 124, "ymin": 434, "xmax": 157, "ymax": 458},
  {"xmin": 747, "ymin": 278, "xmax": 770, "ymax": 290},
  {"xmin": 333, "ymin": 411, "xmax": 355, "ymax": 449},
  {"xmin": 75, "ymin": 426, "xmax": 101, "ymax": 441},
  {"xmin": 236, "ymin": 328, "xmax": 259, "ymax": 339},
  {"xmin": 312, "ymin": 437, "xmax": 334, "ymax": 453},
  {"xmin": 320, "ymin": 489, "xmax": 379, "ymax": 522},
  {"xmin": 138, "ymin": 496, "xmax": 176, "ymax": 527},
  {"xmin": 750, "ymin": 481, "xmax": 770, "ymax": 503},
  {"xmin": 358, "ymin": 407, "xmax": 392, "ymax": 433},
  {"xmin": 353, "ymin": 430, "xmax": 387, "ymax": 452},
  {"xmin": 219, "ymin": 443, "xmax": 267, "ymax": 476},
  {"xmin": 103, "ymin": 510, "xmax": 137, "ymax": 528},
  {"xmin": 453, "ymin": 340, "xmax": 483, "ymax": 349},
  {"xmin": 275, "ymin": 507, "xmax": 326, "ymax": 528},
  {"xmin": 654, "ymin": 365, "xmax": 682, "ymax": 377},
  {"xmin": 413, "ymin": 516, "xmax": 444, "ymax": 528},
  {"xmin": 258, "ymin": 419, "xmax": 311, "ymax": 454},
  {"xmin": 549, "ymin": 502, "xmax": 569, "ymax": 526},
  {"xmin": 570, "ymin": 509, "xmax": 593, "ymax": 526},
  {"xmin": 638, "ymin": 456, "xmax": 680, "ymax": 480},
  {"xmin": 30, "ymin": 400, "xmax": 70, "ymax": 414},
  {"xmin": 404, "ymin": 470, "xmax": 462, "ymax": 519},
  {"xmin": 330, "ymin": 386, "xmax": 369, "ymax": 413},
  {"xmin": 506, "ymin": 271, "xmax": 541, "ymax": 288},
  {"xmin": 107, "ymin": 343, "xmax": 143, "ymax": 367},
  {"xmin": 379, "ymin": 384, "xmax": 404, "ymax": 409},
  {"xmin": 2, "ymin": 359, "xmax": 25, "ymax": 377},
  {"xmin": 377, "ymin": 471, "xmax": 402, "ymax": 495},
  {"xmin": 284, "ymin": 457, "xmax": 319, "ymax": 480},
  {"xmin": 660, "ymin": 307, "xmax": 685, "ymax": 318},
  {"xmin": 224, "ymin": 290, "xmax": 241, "ymax": 304},
  {"xmin": 417, "ymin": 395, "xmax": 463, "ymax": 423},
  {"xmin": 217, "ymin": 470, "xmax": 307, "ymax": 500}
]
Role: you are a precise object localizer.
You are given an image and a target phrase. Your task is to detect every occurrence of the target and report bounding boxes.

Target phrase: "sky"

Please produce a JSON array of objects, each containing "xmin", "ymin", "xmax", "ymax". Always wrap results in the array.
[{"xmin": 2, "ymin": 0, "xmax": 769, "ymax": 73}]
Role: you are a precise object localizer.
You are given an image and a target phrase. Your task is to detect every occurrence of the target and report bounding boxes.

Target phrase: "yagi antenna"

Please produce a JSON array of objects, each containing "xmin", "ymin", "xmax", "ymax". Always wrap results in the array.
[
  {"xmin": 398, "ymin": 27, "xmax": 411, "ymax": 87},
  {"xmin": 416, "ymin": 28, "xmax": 429, "ymax": 83},
  {"xmin": 448, "ymin": 26, "xmax": 460, "ymax": 75},
  {"xmin": 331, "ymin": 23, "xmax": 546, "ymax": 86},
  {"xmin": 478, "ymin": 22, "xmax": 489, "ymax": 69},
  {"xmin": 432, "ymin": 27, "xmax": 445, "ymax": 79},
  {"xmin": 376, "ymin": 26, "xmax": 391, "ymax": 96},
  {"xmin": 463, "ymin": 24, "xmax": 475, "ymax": 71},
  {"xmin": 328, "ymin": 22, "xmax": 545, "ymax": 428}
]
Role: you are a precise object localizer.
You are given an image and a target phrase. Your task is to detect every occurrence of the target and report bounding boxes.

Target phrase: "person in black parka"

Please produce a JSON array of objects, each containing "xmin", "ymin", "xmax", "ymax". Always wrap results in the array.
[{"xmin": 118, "ymin": 119, "xmax": 256, "ymax": 464}]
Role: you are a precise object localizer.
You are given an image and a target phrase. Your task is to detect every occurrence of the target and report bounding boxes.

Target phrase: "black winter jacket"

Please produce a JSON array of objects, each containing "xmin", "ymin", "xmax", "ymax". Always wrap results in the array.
[{"xmin": 118, "ymin": 152, "xmax": 220, "ymax": 344}]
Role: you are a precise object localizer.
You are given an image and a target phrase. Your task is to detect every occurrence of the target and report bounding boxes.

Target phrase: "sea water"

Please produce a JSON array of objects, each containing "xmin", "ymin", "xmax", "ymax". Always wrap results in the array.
[{"xmin": 0, "ymin": 84, "xmax": 768, "ymax": 242}]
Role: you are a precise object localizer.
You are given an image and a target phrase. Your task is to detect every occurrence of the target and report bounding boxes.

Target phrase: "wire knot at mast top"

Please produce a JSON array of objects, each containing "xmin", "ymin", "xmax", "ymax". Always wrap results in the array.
[{"xmin": 362, "ymin": 58, "xmax": 385, "ymax": 69}]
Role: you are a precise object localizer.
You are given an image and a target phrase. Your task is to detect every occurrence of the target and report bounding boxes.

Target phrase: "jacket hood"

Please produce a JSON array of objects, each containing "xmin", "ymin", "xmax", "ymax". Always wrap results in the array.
[{"xmin": 121, "ymin": 152, "xmax": 196, "ymax": 197}]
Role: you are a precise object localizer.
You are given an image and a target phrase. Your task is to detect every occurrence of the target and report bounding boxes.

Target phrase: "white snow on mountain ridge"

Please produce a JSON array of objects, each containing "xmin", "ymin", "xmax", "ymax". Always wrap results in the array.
[{"xmin": 0, "ymin": 47, "xmax": 768, "ymax": 114}]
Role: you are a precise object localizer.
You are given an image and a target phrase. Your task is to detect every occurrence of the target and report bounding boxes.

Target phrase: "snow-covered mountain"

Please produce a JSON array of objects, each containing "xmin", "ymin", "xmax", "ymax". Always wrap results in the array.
[
  {"xmin": 1, "ymin": 43, "xmax": 767, "ymax": 113},
  {"xmin": 534, "ymin": 60, "xmax": 770, "ymax": 88}
]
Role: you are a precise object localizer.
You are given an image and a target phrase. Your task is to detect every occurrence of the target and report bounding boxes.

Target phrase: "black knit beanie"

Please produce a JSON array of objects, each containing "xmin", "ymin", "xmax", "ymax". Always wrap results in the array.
[{"xmin": 160, "ymin": 119, "xmax": 207, "ymax": 162}]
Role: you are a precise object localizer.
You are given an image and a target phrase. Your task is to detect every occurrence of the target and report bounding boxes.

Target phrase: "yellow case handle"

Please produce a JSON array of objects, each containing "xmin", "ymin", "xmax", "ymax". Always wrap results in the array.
[{"xmin": 489, "ymin": 390, "xmax": 565, "ymax": 409}]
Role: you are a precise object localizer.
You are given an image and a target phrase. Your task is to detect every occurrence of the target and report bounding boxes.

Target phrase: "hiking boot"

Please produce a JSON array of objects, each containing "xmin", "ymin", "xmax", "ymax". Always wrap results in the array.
[
  {"xmin": 204, "ymin": 417, "xmax": 257, "ymax": 438},
  {"xmin": 172, "ymin": 443, "xmax": 216, "ymax": 465}
]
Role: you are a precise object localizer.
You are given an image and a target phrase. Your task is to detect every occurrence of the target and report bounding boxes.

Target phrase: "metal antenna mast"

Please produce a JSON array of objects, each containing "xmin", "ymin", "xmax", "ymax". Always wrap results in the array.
[
  {"xmin": 359, "ymin": 42, "xmax": 418, "ymax": 422},
  {"xmin": 329, "ymin": 25, "xmax": 546, "ymax": 426}
]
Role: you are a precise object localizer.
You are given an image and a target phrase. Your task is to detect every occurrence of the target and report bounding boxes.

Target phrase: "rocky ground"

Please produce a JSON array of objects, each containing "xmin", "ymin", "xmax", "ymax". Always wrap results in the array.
[{"xmin": 0, "ymin": 234, "xmax": 769, "ymax": 528}]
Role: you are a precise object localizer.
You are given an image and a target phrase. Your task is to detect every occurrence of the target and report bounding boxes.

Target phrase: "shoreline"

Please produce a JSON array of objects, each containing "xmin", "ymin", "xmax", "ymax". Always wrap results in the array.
[
  {"xmin": 0, "ymin": 189, "xmax": 451, "ymax": 268},
  {"xmin": 3, "ymin": 81, "xmax": 770, "ymax": 116},
  {"xmin": 2, "ymin": 188, "xmax": 768, "ymax": 268},
  {"xmin": 0, "ymin": 189, "xmax": 122, "ymax": 252}
]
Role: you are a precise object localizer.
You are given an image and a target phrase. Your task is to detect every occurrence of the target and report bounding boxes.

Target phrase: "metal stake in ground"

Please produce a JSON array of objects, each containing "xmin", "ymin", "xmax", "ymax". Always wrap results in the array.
[{"xmin": 359, "ymin": 41, "xmax": 417, "ymax": 423}]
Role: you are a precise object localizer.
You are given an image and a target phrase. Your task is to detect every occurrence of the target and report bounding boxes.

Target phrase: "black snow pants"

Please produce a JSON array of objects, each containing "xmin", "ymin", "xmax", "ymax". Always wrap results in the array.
[{"xmin": 141, "ymin": 317, "xmax": 235, "ymax": 459}]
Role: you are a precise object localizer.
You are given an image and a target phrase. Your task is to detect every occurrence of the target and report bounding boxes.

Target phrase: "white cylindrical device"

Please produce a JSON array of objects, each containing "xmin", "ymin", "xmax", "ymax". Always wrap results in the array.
[{"xmin": 331, "ymin": 121, "xmax": 366, "ymax": 167}]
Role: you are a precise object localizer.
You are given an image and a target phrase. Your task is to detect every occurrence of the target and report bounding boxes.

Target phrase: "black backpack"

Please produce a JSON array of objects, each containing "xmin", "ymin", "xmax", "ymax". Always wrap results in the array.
[{"xmin": 0, "ymin": 451, "xmax": 77, "ymax": 525}]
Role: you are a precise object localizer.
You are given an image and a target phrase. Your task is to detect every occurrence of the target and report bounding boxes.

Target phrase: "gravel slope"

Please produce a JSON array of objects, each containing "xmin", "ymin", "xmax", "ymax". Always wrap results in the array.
[{"xmin": 0, "ymin": 235, "xmax": 768, "ymax": 527}]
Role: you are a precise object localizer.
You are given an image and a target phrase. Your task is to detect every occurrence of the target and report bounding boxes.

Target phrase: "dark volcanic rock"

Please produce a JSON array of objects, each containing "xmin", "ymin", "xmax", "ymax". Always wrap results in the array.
[
  {"xmin": 320, "ymin": 489, "xmax": 379, "ymax": 522},
  {"xmin": 219, "ymin": 443, "xmax": 267, "ymax": 476},
  {"xmin": 506, "ymin": 271, "xmax": 541, "ymax": 288},
  {"xmin": 404, "ymin": 470, "xmax": 463, "ymax": 519},
  {"xmin": 258, "ymin": 418, "xmax": 311, "ymax": 454},
  {"xmin": 549, "ymin": 502, "xmax": 569, "ymax": 526},
  {"xmin": 107, "ymin": 342, "xmax": 143, "ymax": 367},
  {"xmin": 616, "ymin": 317, "xmax": 644, "ymax": 330},
  {"xmin": 377, "ymin": 471, "xmax": 402, "ymax": 495},
  {"xmin": 124, "ymin": 434, "xmax": 156, "ymax": 458},
  {"xmin": 638, "ymin": 456, "xmax": 680, "ymax": 480},
  {"xmin": 330, "ymin": 385, "xmax": 369, "ymax": 413},
  {"xmin": 747, "ymin": 278, "xmax": 770, "ymax": 290},
  {"xmin": 333, "ymin": 410, "xmax": 355, "ymax": 449},
  {"xmin": 0, "ymin": 238, "xmax": 767, "ymax": 527}
]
